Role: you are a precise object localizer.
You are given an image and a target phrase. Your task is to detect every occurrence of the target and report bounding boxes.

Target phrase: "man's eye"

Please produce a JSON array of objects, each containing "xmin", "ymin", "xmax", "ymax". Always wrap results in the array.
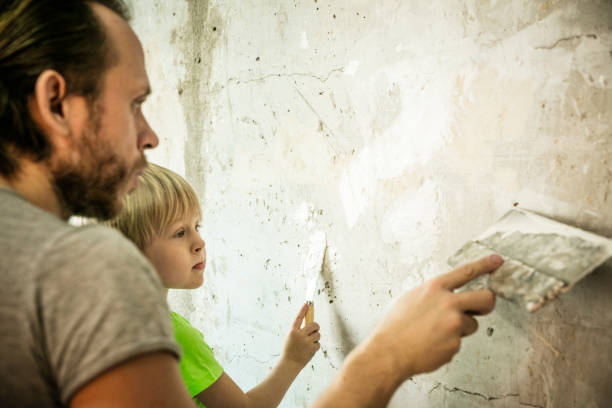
[{"xmin": 132, "ymin": 99, "xmax": 144, "ymax": 111}]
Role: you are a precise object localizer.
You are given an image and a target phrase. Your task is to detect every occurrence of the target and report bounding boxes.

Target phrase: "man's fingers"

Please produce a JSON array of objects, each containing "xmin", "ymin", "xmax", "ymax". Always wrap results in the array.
[
  {"xmin": 456, "ymin": 290, "xmax": 496, "ymax": 315},
  {"xmin": 439, "ymin": 255, "xmax": 503, "ymax": 290},
  {"xmin": 461, "ymin": 314, "xmax": 479, "ymax": 337},
  {"xmin": 293, "ymin": 303, "xmax": 310, "ymax": 329}
]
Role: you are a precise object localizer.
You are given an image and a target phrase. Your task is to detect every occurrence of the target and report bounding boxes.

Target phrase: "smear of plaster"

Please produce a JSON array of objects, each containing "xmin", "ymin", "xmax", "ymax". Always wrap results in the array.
[
  {"xmin": 344, "ymin": 60, "xmax": 360, "ymax": 76},
  {"xmin": 292, "ymin": 202, "xmax": 321, "ymax": 230},
  {"xmin": 381, "ymin": 179, "xmax": 443, "ymax": 264},
  {"xmin": 300, "ymin": 31, "xmax": 309, "ymax": 49},
  {"xmin": 339, "ymin": 148, "xmax": 376, "ymax": 228},
  {"xmin": 340, "ymin": 95, "xmax": 451, "ymax": 228},
  {"xmin": 573, "ymin": 36, "xmax": 612, "ymax": 89}
]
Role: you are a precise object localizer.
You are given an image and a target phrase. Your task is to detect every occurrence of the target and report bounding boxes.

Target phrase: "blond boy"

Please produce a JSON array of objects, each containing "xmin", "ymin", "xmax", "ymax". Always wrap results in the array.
[{"xmin": 107, "ymin": 163, "xmax": 320, "ymax": 408}]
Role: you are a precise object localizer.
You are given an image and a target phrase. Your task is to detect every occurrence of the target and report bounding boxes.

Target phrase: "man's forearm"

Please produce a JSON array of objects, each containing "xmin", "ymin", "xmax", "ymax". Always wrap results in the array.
[{"xmin": 311, "ymin": 336, "xmax": 408, "ymax": 408}]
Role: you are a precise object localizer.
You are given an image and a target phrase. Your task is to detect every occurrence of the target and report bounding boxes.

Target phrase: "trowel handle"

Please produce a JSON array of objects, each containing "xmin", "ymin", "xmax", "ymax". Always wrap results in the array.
[{"xmin": 305, "ymin": 301, "xmax": 314, "ymax": 325}]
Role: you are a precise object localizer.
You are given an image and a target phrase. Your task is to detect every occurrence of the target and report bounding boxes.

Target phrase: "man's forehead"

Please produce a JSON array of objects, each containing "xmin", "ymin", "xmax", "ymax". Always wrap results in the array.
[{"xmin": 91, "ymin": 2, "xmax": 150, "ymax": 94}]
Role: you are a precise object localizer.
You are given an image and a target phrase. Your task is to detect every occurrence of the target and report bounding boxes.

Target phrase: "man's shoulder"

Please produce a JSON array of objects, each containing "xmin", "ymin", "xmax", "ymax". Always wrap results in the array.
[
  {"xmin": 43, "ymin": 223, "xmax": 158, "ymax": 285},
  {"xmin": 54, "ymin": 223, "xmax": 139, "ymax": 255},
  {"xmin": 0, "ymin": 187, "xmax": 150, "ymax": 278}
]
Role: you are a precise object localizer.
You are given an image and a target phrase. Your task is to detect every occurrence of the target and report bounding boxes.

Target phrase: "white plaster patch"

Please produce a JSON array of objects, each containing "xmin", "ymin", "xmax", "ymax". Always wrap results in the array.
[
  {"xmin": 574, "ymin": 36, "xmax": 612, "ymax": 89},
  {"xmin": 380, "ymin": 179, "xmax": 442, "ymax": 262},
  {"xmin": 512, "ymin": 189, "xmax": 579, "ymax": 219},
  {"xmin": 300, "ymin": 31, "xmax": 309, "ymax": 49},
  {"xmin": 339, "ymin": 147, "xmax": 376, "ymax": 228},
  {"xmin": 293, "ymin": 202, "xmax": 317, "ymax": 229},
  {"xmin": 338, "ymin": 66, "xmax": 455, "ymax": 228},
  {"xmin": 344, "ymin": 60, "xmax": 360, "ymax": 76},
  {"xmin": 323, "ymin": 245, "xmax": 341, "ymax": 275},
  {"xmin": 497, "ymin": 167, "xmax": 519, "ymax": 187}
]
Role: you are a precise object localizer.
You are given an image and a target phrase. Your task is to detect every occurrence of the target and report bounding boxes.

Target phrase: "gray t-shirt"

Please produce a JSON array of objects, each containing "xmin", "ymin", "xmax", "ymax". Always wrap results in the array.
[{"xmin": 0, "ymin": 187, "xmax": 180, "ymax": 406}]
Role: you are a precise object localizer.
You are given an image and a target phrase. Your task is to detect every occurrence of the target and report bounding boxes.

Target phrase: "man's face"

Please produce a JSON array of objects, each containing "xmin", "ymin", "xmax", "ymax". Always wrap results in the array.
[{"xmin": 52, "ymin": 5, "xmax": 158, "ymax": 220}]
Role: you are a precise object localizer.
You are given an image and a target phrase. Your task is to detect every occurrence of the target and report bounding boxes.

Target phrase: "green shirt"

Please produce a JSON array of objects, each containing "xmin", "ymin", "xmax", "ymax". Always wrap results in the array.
[{"xmin": 171, "ymin": 312, "xmax": 224, "ymax": 408}]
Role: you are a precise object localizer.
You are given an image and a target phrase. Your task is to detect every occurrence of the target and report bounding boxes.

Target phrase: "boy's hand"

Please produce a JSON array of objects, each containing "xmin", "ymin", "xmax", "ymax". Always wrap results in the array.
[{"xmin": 281, "ymin": 303, "xmax": 321, "ymax": 367}]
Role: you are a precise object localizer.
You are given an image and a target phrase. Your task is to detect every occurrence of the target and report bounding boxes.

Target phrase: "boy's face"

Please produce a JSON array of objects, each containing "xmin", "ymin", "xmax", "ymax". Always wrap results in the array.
[{"xmin": 144, "ymin": 212, "xmax": 206, "ymax": 290}]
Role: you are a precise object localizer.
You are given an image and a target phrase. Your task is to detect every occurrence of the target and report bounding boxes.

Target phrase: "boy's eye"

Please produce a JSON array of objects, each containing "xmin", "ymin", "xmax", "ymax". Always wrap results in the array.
[
  {"xmin": 173, "ymin": 229, "xmax": 185, "ymax": 238},
  {"xmin": 195, "ymin": 223, "xmax": 201, "ymax": 232}
]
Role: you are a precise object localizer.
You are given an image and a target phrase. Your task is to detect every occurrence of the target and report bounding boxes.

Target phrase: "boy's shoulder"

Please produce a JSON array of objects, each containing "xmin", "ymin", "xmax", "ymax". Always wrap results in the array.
[{"xmin": 171, "ymin": 312, "xmax": 208, "ymax": 347}]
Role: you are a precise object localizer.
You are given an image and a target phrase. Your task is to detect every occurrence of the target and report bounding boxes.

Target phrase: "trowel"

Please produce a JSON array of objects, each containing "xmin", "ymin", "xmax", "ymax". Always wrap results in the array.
[
  {"xmin": 448, "ymin": 208, "xmax": 612, "ymax": 312},
  {"xmin": 303, "ymin": 231, "xmax": 326, "ymax": 325}
]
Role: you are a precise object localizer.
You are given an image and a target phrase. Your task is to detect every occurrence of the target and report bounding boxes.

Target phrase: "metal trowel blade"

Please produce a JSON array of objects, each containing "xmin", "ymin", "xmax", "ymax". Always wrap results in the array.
[{"xmin": 448, "ymin": 208, "xmax": 612, "ymax": 311}]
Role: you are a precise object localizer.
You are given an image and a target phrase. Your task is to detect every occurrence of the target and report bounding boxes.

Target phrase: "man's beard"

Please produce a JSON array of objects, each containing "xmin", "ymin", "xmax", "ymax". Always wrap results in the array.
[{"xmin": 50, "ymin": 107, "xmax": 147, "ymax": 220}]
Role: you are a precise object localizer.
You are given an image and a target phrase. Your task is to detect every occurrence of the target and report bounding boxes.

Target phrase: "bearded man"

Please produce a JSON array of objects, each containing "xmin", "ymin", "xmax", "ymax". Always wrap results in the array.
[{"xmin": 0, "ymin": 1, "xmax": 195, "ymax": 406}]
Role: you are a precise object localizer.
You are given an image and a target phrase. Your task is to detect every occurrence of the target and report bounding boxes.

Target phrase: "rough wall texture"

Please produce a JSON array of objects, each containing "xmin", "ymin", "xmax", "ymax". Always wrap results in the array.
[{"xmin": 130, "ymin": 1, "xmax": 612, "ymax": 406}]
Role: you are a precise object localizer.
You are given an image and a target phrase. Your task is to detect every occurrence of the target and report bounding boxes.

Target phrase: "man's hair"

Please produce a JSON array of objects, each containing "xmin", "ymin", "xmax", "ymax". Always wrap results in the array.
[
  {"xmin": 105, "ymin": 163, "xmax": 202, "ymax": 250},
  {"xmin": 0, "ymin": 0, "xmax": 130, "ymax": 178}
]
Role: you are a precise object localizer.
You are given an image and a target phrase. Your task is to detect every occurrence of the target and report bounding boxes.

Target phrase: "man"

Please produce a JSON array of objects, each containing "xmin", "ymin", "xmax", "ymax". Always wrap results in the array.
[
  {"xmin": 0, "ymin": 1, "xmax": 500, "ymax": 407},
  {"xmin": 0, "ymin": 1, "xmax": 194, "ymax": 406}
]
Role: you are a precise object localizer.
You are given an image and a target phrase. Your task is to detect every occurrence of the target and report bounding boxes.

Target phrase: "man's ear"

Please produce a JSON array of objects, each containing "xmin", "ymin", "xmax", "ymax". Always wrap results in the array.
[{"xmin": 29, "ymin": 70, "xmax": 70, "ymax": 139}]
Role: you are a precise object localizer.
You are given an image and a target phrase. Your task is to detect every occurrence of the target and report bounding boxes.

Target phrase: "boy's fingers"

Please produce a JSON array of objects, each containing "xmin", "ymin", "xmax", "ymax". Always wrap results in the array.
[
  {"xmin": 456, "ymin": 289, "xmax": 496, "ymax": 315},
  {"xmin": 439, "ymin": 255, "xmax": 503, "ymax": 290},
  {"xmin": 293, "ymin": 303, "xmax": 310, "ymax": 329},
  {"xmin": 304, "ymin": 322, "xmax": 320, "ymax": 334}
]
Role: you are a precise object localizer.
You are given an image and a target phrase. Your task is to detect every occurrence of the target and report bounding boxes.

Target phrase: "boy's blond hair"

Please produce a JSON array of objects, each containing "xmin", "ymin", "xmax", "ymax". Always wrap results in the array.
[{"xmin": 106, "ymin": 163, "xmax": 201, "ymax": 249}]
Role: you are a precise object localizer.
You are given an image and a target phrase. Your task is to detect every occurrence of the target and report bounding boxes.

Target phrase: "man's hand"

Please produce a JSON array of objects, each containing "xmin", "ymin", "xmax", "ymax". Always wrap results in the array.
[
  {"xmin": 312, "ymin": 255, "xmax": 503, "ymax": 408},
  {"xmin": 281, "ymin": 303, "xmax": 321, "ymax": 367},
  {"xmin": 366, "ymin": 254, "xmax": 502, "ymax": 380}
]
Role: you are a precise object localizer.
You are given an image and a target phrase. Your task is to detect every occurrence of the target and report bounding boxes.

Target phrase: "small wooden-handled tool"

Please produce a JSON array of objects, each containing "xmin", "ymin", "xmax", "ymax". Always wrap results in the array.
[
  {"xmin": 303, "ymin": 231, "xmax": 326, "ymax": 326},
  {"xmin": 305, "ymin": 301, "xmax": 315, "ymax": 325}
]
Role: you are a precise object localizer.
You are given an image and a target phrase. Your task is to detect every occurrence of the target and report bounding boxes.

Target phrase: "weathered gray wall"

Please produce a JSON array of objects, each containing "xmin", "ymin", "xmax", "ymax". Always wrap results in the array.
[{"xmin": 130, "ymin": 1, "xmax": 612, "ymax": 406}]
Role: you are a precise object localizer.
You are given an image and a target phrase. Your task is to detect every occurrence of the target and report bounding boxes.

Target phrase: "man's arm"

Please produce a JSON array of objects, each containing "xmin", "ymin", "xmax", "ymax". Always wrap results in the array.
[
  {"xmin": 70, "ymin": 352, "xmax": 196, "ymax": 408},
  {"xmin": 312, "ymin": 255, "xmax": 502, "ymax": 408}
]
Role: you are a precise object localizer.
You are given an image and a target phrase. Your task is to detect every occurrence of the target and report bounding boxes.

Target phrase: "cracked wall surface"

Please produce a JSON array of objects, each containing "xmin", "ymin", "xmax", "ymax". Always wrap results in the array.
[{"xmin": 129, "ymin": 0, "xmax": 612, "ymax": 406}]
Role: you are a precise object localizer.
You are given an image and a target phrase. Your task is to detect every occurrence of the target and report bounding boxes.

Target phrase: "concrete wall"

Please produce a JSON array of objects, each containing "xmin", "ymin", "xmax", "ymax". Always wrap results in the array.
[{"xmin": 129, "ymin": 1, "xmax": 612, "ymax": 406}]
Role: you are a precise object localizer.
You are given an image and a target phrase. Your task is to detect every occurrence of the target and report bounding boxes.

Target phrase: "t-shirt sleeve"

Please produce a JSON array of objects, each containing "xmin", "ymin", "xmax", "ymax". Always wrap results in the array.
[
  {"xmin": 171, "ymin": 313, "xmax": 224, "ymax": 397},
  {"xmin": 36, "ymin": 225, "xmax": 180, "ymax": 404}
]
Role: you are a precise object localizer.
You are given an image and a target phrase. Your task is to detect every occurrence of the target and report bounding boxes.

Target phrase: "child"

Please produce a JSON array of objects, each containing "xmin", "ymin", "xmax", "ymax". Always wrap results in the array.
[{"xmin": 106, "ymin": 163, "xmax": 321, "ymax": 408}]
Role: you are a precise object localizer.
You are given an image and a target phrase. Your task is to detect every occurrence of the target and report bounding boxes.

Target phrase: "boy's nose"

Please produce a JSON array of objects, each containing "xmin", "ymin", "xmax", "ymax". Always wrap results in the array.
[{"xmin": 193, "ymin": 237, "xmax": 205, "ymax": 253}]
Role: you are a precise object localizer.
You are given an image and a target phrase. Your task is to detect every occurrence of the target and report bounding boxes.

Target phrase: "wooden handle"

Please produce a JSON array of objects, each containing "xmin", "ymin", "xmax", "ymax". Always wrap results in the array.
[{"xmin": 305, "ymin": 302, "xmax": 314, "ymax": 325}]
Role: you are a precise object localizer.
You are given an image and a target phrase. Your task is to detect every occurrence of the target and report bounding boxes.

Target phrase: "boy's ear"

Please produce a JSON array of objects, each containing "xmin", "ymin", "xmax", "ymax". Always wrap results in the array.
[{"xmin": 28, "ymin": 69, "xmax": 71, "ymax": 141}]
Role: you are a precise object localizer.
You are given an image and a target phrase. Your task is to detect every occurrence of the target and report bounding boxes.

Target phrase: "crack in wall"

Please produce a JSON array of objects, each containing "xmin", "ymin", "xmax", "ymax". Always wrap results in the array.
[
  {"xmin": 528, "ymin": 327, "xmax": 561, "ymax": 358},
  {"xmin": 201, "ymin": 68, "xmax": 344, "ymax": 97},
  {"xmin": 519, "ymin": 402, "xmax": 546, "ymax": 408},
  {"xmin": 291, "ymin": 83, "xmax": 340, "ymax": 155},
  {"xmin": 225, "ymin": 67, "xmax": 344, "ymax": 90},
  {"xmin": 535, "ymin": 33, "xmax": 598, "ymax": 50},
  {"xmin": 429, "ymin": 382, "xmax": 517, "ymax": 402},
  {"xmin": 428, "ymin": 382, "xmax": 546, "ymax": 407}
]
